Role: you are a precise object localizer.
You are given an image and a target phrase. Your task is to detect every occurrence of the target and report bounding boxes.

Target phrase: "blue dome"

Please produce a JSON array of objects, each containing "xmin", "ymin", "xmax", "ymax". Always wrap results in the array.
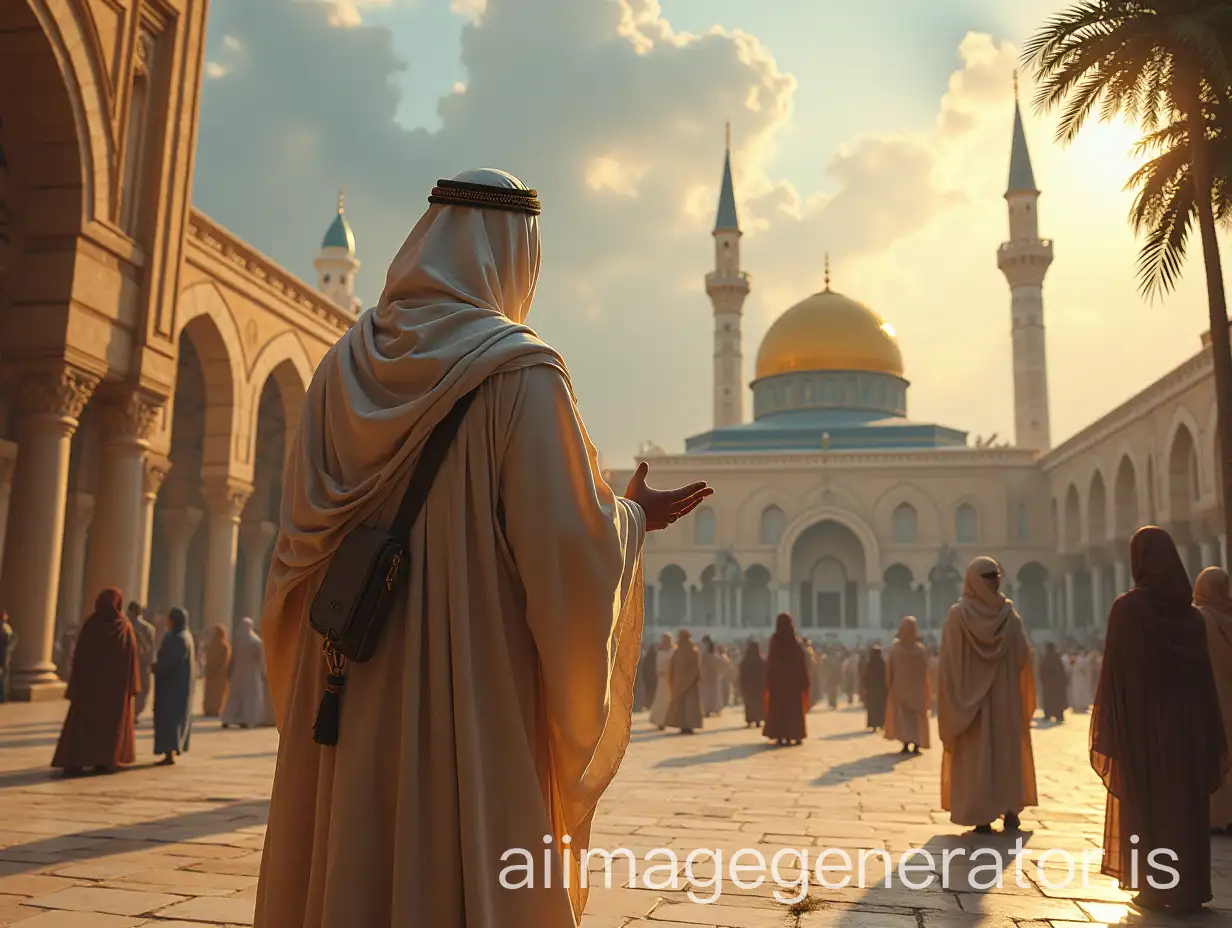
[{"xmin": 322, "ymin": 210, "xmax": 355, "ymax": 253}]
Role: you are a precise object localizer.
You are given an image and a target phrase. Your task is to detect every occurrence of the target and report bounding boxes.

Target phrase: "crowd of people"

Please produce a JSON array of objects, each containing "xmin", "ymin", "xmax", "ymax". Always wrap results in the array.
[{"xmin": 43, "ymin": 593, "xmax": 276, "ymax": 775}]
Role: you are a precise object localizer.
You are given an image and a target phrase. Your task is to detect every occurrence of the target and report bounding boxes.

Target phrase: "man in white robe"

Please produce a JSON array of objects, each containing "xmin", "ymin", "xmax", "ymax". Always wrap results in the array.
[
  {"xmin": 254, "ymin": 169, "xmax": 711, "ymax": 928},
  {"xmin": 220, "ymin": 618, "xmax": 267, "ymax": 728}
]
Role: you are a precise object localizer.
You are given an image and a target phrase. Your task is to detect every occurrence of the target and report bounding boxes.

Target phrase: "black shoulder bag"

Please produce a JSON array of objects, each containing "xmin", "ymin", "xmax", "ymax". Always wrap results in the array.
[{"xmin": 308, "ymin": 389, "xmax": 478, "ymax": 746}]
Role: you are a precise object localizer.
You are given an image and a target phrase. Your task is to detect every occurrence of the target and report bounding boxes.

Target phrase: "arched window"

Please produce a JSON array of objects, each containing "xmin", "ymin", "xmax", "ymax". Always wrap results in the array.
[
  {"xmin": 759, "ymin": 505, "xmax": 785, "ymax": 545},
  {"xmin": 955, "ymin": 503, "xmax": 977, "ymax": 544},
  {"xmin": 891, "ymin": 503, "xmax": 917, "ymax": 544},
  {"xmin": 694, "ymin": 507, "xmax": 716, "ymax": 546}
]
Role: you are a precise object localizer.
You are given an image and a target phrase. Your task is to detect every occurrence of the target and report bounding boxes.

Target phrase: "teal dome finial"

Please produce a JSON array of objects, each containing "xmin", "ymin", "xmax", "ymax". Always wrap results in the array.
[{"xmin": 321, "ymin": 186, "xmax": 356, "ymax": 253}]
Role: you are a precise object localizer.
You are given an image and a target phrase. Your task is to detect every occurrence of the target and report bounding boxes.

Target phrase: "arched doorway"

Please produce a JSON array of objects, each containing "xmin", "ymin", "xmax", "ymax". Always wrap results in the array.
[
  {"xmin": 1113, "ymin": 455, "xmax": 1138, "ymax": 544},
  {"xmin": 742, "ymin": 564, "xmax": 772, "ymax": 627},
  {"xmin": 1016, "ymin": 562, "xmax": 1049, "ymax": 630},
  {"xmin": 658, "ymin": 565, "xmax": 686, "ymax": 625},
  {"xmin": 882, "ymin": 563, "xmax": 917, "ymax": 627},
  {"xmin": 790, "ymin": 519, "xmax": 867, "ymax": 629}
]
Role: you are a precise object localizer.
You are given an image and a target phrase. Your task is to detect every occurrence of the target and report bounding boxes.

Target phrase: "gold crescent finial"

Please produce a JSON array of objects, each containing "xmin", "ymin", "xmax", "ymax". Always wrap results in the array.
[
  {"xmin": 337, "ymin": 186, "xmax": 345, "ymax": 212},
  {"xmin": 1013, "ymin": 69, "xmax": 1019, "ymax": 101},
  {"xmin": 824, "ymin": 252, "xmax": 831, "ymax": 291},
  {"xmin": 725, "ymin": 121, "xmax": 731, "ymax": 150}
]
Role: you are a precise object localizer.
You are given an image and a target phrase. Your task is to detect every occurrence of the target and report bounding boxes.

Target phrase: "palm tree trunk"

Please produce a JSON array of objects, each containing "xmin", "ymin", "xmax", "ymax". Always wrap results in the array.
[{"xmin": 1188, "ymin": 100, "xmax": 1232, "ymax": 553}]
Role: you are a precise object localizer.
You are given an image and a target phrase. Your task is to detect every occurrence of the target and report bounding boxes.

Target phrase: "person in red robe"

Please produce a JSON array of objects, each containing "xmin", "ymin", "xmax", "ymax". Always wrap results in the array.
[
  {"xmin": 1091, "ymin": 526, "xmax": 1228, "ymax": 912},
  {"xmin": 51, "ymin": 589, "xmax": 140, "ymax": 775},
  {"xmin": 763, "ymin": 613, "xmax": 809, "ymax": 746}
]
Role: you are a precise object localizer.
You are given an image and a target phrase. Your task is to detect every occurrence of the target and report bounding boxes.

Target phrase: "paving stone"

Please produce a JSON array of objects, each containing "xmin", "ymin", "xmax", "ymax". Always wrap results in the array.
[
  {"xmin": 150, "ymin": 895, "xmax": 257, "ymax": 923},
  {"xmin": 4, "ymin": 913, "xmax": 146, "ymax": 927},
  {"xmin": 20, "ymin": 886, "xmax": 184, "ymax": 916}
]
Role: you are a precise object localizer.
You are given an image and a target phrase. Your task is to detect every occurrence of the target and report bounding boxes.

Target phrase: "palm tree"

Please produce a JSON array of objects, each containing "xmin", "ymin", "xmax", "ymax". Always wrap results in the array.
[{"xmin": 1025, "ymin": 0, "xmax": 1232, "ymax": 543}]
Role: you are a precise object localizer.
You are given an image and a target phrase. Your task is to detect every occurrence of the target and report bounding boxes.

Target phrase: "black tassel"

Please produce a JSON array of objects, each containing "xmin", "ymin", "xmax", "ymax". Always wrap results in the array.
[{"xmin": 312, "ymin": 672, "xmax": 346, "ymax": 746}]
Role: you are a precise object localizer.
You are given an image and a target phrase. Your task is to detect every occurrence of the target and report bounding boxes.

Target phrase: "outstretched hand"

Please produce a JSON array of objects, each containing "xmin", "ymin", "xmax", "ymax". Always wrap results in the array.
[{"xmin": 623, "ymin": 462, "xmax": 713, "ymax": 532}]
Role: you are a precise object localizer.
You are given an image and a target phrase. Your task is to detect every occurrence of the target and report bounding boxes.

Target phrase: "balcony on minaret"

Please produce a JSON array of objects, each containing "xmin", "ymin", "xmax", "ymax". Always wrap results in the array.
[
  {"xmin": 705, "ymin": 269, "xmax": 751, "ymax": 297},
  {"xmin": 997, "ymin": 237, "xmax": 1053, "ymax": 286}
]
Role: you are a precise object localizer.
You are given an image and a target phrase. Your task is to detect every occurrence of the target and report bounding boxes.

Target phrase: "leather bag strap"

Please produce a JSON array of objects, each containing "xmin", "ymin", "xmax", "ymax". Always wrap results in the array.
[{"xmin": 389, "ymin": 389, "xmax": 479, "ymax": 541}]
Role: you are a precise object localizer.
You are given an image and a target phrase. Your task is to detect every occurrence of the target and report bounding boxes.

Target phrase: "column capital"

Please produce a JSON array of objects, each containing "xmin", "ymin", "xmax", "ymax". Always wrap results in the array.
[
  {"xmin": 203, "ymin": 478, "xmax": 253, "ymax": 520},
  {"xmin": 99, "ymin": 390, "xmax": 165, "ymax": 444},
  {"xmin": 160, "ymin": 506, "xmax": 203, "ymax": 546},
  {"xmin": 142, "ymin": 456, "xmax": 171, "ymax": 501},
  {"xmin": 240, "ymin": 519, "xmax": 279, "ymax": 549},
  {"xmin": 17, "ymin": 366, "xmax": 100, "ymax": 422}
]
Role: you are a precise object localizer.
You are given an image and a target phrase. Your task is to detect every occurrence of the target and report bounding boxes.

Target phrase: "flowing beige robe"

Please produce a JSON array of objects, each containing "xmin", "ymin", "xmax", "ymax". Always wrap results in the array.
[
  {"xmin": 885, "ymin": 617, "xmax": 931, "ymax": 749},
  {"xmin": 647, "ymin": 645, "xmax": 673, "ymax": 728},
  {"xmin": 939, "ymin": 557, "xmax": 1037, "ymax": 826},
  {"xmin": 255, "ymin": 171, "xmax": 645, "ymax": 928},
  {"xmin": 666, "ymin": 633, "xmax": 703, "ymax": 731},
  {"xmin": 1196, "ymin": 567, "xmax": 1232, "ymax": 828}
]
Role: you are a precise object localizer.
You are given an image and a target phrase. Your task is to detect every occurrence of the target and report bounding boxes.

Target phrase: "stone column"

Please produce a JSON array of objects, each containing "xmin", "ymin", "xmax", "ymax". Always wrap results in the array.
[
  {"xmin": 134, "ymin": 458, "xmax": 170, "ymax": 606},
  {"xmin": 0, "ymin": 441, "xmax": 16, "ymax": 572},
  {"xmin": 735, "ymin": 584, "xmax": 743, "ymax": 628},
  {"xmin": 1090, "ymin": 565, "xmax": 1105, "ymax": 629},
  {"xmin": 1113, "ymin": 561, "xmax": 1129, "ymax": 597},
  {"xmin": 1201, "ymin": 540, "xmax": 1219, "ymax": 572},
  {"xmin": 56, "ymin": 491, "xmax": 94, "ymax": 632},
  {"xmin": 83, "ymin": 393, "xmax": 161, "ymax": 603},
  {"xmin": 775, "ymin": 586, "xmax": 790, "ymax": 617},
  {"xmin": 239, "ymin": 520, "xmax": 278, "ymax": 621},
  {"xmin": 161, "ymin": 507, "xmax": 203, "ymax": 612},
  {"xmin": 0, "ymin": 367, "xmax": 98, "ymax": 699},
  {"xmin": 1064, "ymin": 572, "xmax": 1077, "ymax": 631},
  {"xmin": 202, "ymin": 479, "xmax": 252, "ymax": 633},
  {"xmin": 866, "ymin": 585, "xmax": 881, "ymax": 630}
]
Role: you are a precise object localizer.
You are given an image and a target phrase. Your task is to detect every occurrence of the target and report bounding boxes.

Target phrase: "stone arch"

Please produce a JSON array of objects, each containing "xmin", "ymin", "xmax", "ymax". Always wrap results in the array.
[
  {"xmin": 882, "ymin": 563, "xmax": 918, "ymax": 626},
  {"xmin": 759, "ymin": 504, "xmax": 785, "ymax": 546},
  {"xmin": 1063, "ymin": 483, "xmax": 1082, "ymax": 552},
  {"xmin": 873, "ymin": 481, "xmax": 941, "ymax": 541},
  {"xmin": 22, "ymin": 0, "xmax": 115, "ymax": 224},
  {"xmin": 742, "ymin": 563, "xmax": 772, "ymax": 626},
  {"xmin": 174, "ymin": 283, "xmax": 244, "ymax": 473},
  {"xmin": 693, "ymin": 506, "xmax": 716, "ymax": 546},
  {"xmin": 657, "ymin": 564, "xmax": 687, "ymax": 625},
  {"xmin": 954, "ymin": 500, "xmax": 978, "ymax": 544},
  {"xmin": 1087, "ymin": 469, "xmax": 1108, "ymax": 548},
  {"xmin": 736, "ymin": 483, "xmax": 799, "ymax": 544},
  {"xmin": 244, "ymin": 332, "xmax": 312, "ymax": 464},
  {"xmin": 1016, "ymin": 562, "xmax": 1049, "ymax": 630},
  {"xmin": 1113, "ymin": 453, "xmax": 1139, "ymax": 541},
  {"xmin": 1167, "ymin": 419, "xmax": 1199, "ymax": 527},
  {"xmin": 776, "ymin": 506, "xmax": 880, "ymax": 586},
  {"xmin": 891, "ymin": 502, "xmax": 918, "ymax": 544}
]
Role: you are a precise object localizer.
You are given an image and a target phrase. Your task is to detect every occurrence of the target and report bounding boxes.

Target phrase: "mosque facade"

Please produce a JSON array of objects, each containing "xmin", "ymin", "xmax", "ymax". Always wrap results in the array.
[{"xmin": 605, "ymin": 102, "xmax": 1228, "ymax": 645}]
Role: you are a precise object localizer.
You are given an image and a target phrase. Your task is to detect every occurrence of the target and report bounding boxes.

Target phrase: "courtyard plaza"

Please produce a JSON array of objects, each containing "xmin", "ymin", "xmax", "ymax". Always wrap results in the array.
[{"xmin": 0, "ymin": 699, "xmax": 1224, "ymax": 927}]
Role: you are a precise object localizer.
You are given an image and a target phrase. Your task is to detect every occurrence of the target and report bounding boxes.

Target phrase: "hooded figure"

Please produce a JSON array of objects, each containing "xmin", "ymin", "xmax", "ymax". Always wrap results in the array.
[
  {"xmin": 665, "ymin": 630, "xmax": 703, "ymax": 733},
  {"xmin": 1039, "ymin": 642, "xmax": 1068, "ymax": 723},
  {"xmin": 862, "ymin": 646, "xmax": 887, "ymax": 731},
  {"xmin": 202, "ymin": 626, "xmax": 231, "ymax": 717},
  {"xmin": 1091, "ymin": 528, "xmax": 1227, "ymax": 911},
  {"xmin": 254, "ymin": 170, "xmax": 710, "ymax": 928},
  {"xmin": 51, "ymin": 589, "xmax": 140, "ymax": 773},
  {"xmin": 1195, "ymin": 566, "xmax": 1232, "ymax": 832},
  {"xmin": 221, "ymin": 617, "xmax": 268, "ymax": 728},
  {"xmin": 739, "ymin": 640, "xmax": 766, "ymax": 727},
  {"xmin": 938, "ymin": 556, "xmax": 1037, "ymax": 833},
  {"xmin": 763, "ymin": 614, "xmax": 809, "ymax": 745},
  {"xmin": 152, "ymin": 607, "xmax": 195, "ymax": 765},
  {"xmin": 634, "ymin": 642, "xmax": 657, "ymax": 711},
  {"xmin": 885, "ymin": 616, "xmax": 931, "ymax": 753},
  {"xmin": 647, "ymin": 633, "xmax": 674, "ymax": 730}
]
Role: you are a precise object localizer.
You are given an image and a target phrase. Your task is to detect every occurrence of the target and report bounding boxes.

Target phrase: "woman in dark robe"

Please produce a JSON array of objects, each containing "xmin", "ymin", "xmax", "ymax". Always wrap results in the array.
[
  {"xmin": 1091, "ymin": 526, "xmax": 1228, "ymax": 912},
  {"xmin": 1039, "ymin": 642, "xmax": 1068, "ymax": 723},
  {"xmin": 763, "ymin": 614, "xmax": 809, "ymax": 746},
  {"xmin": 152, "ymin": 607, "xmax": 195, "ymax": 766},
  {"xmin": 862, "ymin": 645, "xmax": 887, "ymax": 732},
  {"xmin": 739, "ymin": 640, "xmax": 766, "ymax": 727},
  {"xmin": 51, "ymin": 589, "xmax": 140, "ymax": 775}
]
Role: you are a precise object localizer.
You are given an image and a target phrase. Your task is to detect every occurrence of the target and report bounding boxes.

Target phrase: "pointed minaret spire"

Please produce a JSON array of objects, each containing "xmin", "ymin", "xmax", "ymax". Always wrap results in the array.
[
  {"xmin": 714, "ymin": 123, "xmax": 740, "ymax": 233},
  {"xmin": 824, "ymin": 253, "xmax": 832, "ymax": 292},
  {"xmin": 337, "ymin": 186, "xmax": 345, "ymax": 213},
  {"xmin": 1007, "ymin": 73, "xmax": 1038, "ymax": 194}
]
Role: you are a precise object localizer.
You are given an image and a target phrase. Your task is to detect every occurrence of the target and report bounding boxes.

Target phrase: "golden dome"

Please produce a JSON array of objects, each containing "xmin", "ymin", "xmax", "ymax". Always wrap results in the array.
[{"xmin": 754, "ymin": 288, "xmax": 904, "ymax": 379}]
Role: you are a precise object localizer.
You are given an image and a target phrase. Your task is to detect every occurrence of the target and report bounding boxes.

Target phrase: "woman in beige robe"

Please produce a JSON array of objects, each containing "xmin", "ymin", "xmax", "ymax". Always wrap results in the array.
[
  {"xmin": 202, "ymin": 627, "xmax": 230, "ymax": 717},
  {"xmin": 254, "ymin": 169, "xmax": 709, "ymax": 928},
  {"xmin": 885, "ymin": 616, "xmax": 931, "ymax": 754},
  {"xmin": 1195, "ymin": 566, "xmax": 1232, "ymax": 832},
  {"xmin": 938, "ymin": 556, "xmax": 1037, "ymax": 833},
  {"xmin": 666, "ymin": 630, "xmax": 704, "ymax": 733},
  {"xmin": 647, "ymin": 633, "xmax": 674, "ymax": 730}
]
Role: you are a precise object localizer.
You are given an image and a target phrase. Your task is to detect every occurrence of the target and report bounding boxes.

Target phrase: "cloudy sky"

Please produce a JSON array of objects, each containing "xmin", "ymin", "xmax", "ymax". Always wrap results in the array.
[{"xmin": 193, "ymin": 0, "xmax": 1227, "ymax": 466}]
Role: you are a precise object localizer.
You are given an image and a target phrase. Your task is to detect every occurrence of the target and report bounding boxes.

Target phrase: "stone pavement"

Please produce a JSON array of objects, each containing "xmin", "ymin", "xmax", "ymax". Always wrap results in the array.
[{"xmin": 0, "ymin": 698, "xmax": 1227, "ymax": 927}]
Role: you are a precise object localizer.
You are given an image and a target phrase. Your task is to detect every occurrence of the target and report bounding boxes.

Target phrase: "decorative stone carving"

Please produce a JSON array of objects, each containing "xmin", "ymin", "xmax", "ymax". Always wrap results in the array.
[
  {"xmin": 203, "ymin": 479, "xmax": 253, "ymax": 520},
  {"xmin": 134, "ymin": 31, "xmax": 154, "ymax": 77},
  {"xmin": 18, "ymin": 367, "xmax": 100, "ymax": 421},
  {"xmin": 142, "ymin": 457, "xmax": 171, "ymax": 499},
  {"xmin": 102, "ymin": 392, "xmax": 163, "ymax": 442}
]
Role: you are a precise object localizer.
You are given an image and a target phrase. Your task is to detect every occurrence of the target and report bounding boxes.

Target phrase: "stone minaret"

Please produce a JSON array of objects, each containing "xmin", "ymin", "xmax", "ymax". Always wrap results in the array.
[
  {"xmin": 314, "ymin": 188, "xmax": 362, "ymax": 314},
  {"xmin": 997, "ymin": 75, "xmax": 1053, "ymax": 451},
  {"xmin": 706, "ymin": 124, "xmax": 750, "ymax": 429}
]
